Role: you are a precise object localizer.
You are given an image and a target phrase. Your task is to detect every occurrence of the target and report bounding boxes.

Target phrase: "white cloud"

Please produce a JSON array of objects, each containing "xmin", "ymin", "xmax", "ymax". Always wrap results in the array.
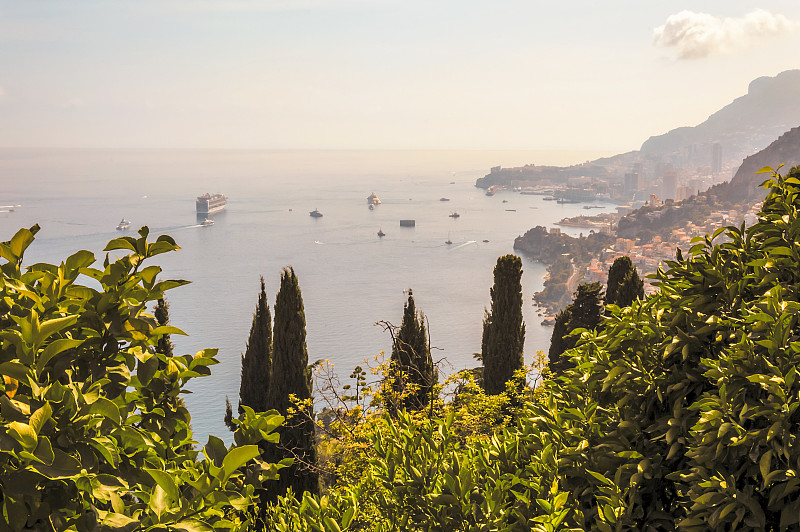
[{"xmin": 653, "ymin": 9, "xmax": 798, "ymax": 59}]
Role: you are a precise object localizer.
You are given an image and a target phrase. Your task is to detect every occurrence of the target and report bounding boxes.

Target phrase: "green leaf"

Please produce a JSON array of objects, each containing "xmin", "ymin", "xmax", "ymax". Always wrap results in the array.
[
  {"xmin": 7, "ymin": 421, "xmax": 37, "ymax": 451},
  {"xmin": 37, "ymin": 338, "xmax": 83, "ymax": 372},
  {"xmin": 34, "ymin": 315, "xmax": 78, "ymax": 347},
  {"xmin": 221, "ymin": 445, "xmax": 260, "ymax": 479},
  {"xmin": 89, "ymin": 397, "xmax": 121, "ymax": 425},
  {"xmin": 29, "ymin": 402, "xmax": 52, "ymax": 435},
  {"xmin": 103, "ymin": 237, "xmax": 138, "ymax": 253},
  {"xmin": 145, "ymin": 468, "xmax": 180, "ymax": 503},
  {"xmin": 100, "ymin": 512, "xmax": 140, "ymax": 532},
  {"xmin": 0, "ymin": 361, "xmax": 30, "ymax": 381},
  {"xmin": 174, "ymin": 520, "xmax": 214, "ymax": 532}
]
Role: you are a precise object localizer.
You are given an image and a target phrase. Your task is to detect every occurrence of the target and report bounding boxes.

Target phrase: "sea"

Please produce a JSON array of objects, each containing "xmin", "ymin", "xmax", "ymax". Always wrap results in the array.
[{"xmin": 0, "ymin": 148, "xmax": 617, "ymax": 443}]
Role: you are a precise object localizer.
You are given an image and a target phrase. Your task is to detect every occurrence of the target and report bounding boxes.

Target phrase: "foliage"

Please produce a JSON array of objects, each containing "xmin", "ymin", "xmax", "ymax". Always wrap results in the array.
[
  {"xmin": 387, "ymin": 291, "xmax": 435, "ymax": 413},
  {"xmin": 237, "ymin": 276, "xmax": 273, "ymax": 415},
  {"xmin": 153, "ymin": 297, "xmax": 174, "ymax": 356},
  {"xmin": 0, "ymin": 226, "xmax": 284, "ymax": 532},
  {"xmin": 265, "ymin": 267, "xmax": 319, "ymax": 500},
  {"xmin": 604, "ymin": 256, "xmax": 644, "ymax": 308},
  {"xmin": 482, "ymin": 254, "xmax": 526, "ymax": 395},
  {"xmin": 548, "ymin": 282, "xmax": 604, "ymax": 374}
]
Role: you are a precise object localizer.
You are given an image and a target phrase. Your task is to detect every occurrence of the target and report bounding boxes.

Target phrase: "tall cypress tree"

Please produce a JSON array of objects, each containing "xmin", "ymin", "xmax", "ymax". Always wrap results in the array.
[
  {"xmin": 481, "ymin": 254, "xmax": 526, "ymax": 395},
  {"xmin": 388, "ymin": 290, "xmax": 434, "ymax": 412},
  {"xmin": 548, "ymin": 282, "xmax": 604, "ymax": 374},
  {"xmin": 154, "ymin": 297, "xmax": 174, "ymax": 356},
  {"xmin": 238, "ymin": 276, "xmax": 272, "ymax": 413},
  {"xmin": 266, "ymin": 267, "xmax": 318, "ymax": 499},
  {"xmin": 605, "ymin": 256, "xmax": 644, "ymax": 308}
]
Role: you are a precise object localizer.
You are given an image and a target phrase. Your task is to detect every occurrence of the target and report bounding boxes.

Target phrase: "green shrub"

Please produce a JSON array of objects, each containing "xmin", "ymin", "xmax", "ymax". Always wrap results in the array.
[{"xmin": 0, "ymin": 226, "xmax": 285, "ymax": 531}]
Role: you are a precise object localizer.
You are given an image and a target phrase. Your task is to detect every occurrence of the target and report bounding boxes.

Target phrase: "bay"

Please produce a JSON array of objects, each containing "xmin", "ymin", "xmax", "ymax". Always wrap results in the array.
[{"xmin": 0, "ymin": 148, "xmax": 616, "ymax": 443}]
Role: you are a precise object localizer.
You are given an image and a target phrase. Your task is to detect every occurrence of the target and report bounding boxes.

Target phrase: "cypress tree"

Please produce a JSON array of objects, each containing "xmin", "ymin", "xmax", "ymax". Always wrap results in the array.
[
  {"xmin": 605, "ymin": 256, "xmax": 644, "ymax": 308},
  {"xmin": 388, "ymin": 290, "xmax": 434, "ymax": 412},
  {"xmin": 266, "ymin": 267, "xmax": 318, "ymax": 499},
  {"xmin": 548, "ymin": 306, "xmax": 572, "ymax": 374},
  {"xmin": 548, "ymin": 282, "xmax": 604, "ymax": 374},
  {"xmin": 238, "ymin": 276, "xmax": 272, "ymax": 413},
  {"xmin": 481, "ymin": 254, "xmax": 526, "ymax": 395},
  {"xmin": 154, "ymin": 297, "xmax": 174, "ymax": 356}
]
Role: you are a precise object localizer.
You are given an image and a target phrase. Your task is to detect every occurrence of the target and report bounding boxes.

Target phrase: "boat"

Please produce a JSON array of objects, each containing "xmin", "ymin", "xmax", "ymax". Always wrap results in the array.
[
  {"xmin": 196, "ymin": 193, "xmax": 227, "ymax": 215},
  {"xmin": 439, "ymin": 197, "xmax": 450, "ymax": 202},
  {"xmin": 399, "ymin": 219, "xmax": 415, "ymax": 227},
  {"xmin": 309, "ymin": 209, "xmax": 323, "ymax": 218},
  {"xmin": 367, "ymin": 192, "xmax": 381, "ymax": 205},
  {"xmin": 557, "ymin": 198, "xmax": 580, "ymax": 204},
  {"xmin": 377, "ymin": 228, "xmax": 385, "ymax": 237},
  {"xmin": 201, "ymin": 218, "xmax": 214, "ymax": 227},
  {"xmin": 445, "ymin": 232, "xmax": 453, "ymax": 245},
  {"xmin": 116, "ymin": 218, "xmax": 131, "ymax": 231},
  {"xmin": 369, "ymin": 204, "xmax": 374, "ymax": 210},
  {"xmin": 449, "ymin": 212, "xmax": 460, "ymax": 218}
]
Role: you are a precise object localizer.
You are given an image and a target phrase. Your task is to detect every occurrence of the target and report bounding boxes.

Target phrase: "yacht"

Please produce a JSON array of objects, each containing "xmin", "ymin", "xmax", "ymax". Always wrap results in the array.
[
  {"xmin": 367, "ymin": 192, "xmax": 381, "ymax": 205},
  {"xmin": 116, "ymin": 219, "xmax": 131, "ymax": 231},
  {"xmin": 201, "ymin": 218, "xmax": 214, "ymax": 227},
  {"xmin": 310, "ymin": 208, "xmax": 323, "ymax": 218}
]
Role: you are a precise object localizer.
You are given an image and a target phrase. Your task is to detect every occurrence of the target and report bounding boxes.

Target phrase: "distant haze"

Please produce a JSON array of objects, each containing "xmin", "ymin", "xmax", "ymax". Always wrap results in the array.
[{"xmin": 1, "ymin": 1, "xmax": 799, "ymax": 151}]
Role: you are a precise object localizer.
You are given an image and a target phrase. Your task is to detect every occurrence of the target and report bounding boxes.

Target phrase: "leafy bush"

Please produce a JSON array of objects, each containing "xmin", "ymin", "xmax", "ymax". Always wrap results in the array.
[{"xmin": 0, "ymin": 226, "xmax": 285, "ymax": 531}]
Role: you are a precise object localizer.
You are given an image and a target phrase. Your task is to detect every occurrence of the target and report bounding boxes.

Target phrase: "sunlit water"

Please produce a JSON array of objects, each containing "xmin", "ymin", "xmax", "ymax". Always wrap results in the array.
[{"xmin": 0, "ymin": 149, "xmax": 616, "ymax": 443}]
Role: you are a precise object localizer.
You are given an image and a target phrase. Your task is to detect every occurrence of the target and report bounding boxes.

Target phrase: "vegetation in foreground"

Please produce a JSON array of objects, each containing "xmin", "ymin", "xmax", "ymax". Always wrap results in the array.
[{"xmin": 2, "ymin": 165, "xmax": 800, "ymax": 530}]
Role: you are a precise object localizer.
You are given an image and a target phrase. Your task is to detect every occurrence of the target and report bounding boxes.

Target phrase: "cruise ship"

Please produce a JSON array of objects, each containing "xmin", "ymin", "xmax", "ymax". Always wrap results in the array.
[{"xmin": 196, "ymin": 193, "xmax": 227, "ymax": 215}]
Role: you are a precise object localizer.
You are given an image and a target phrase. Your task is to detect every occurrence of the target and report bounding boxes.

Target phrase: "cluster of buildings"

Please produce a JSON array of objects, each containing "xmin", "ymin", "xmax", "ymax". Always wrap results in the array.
[{"xmin": 582, "ymin": 204, "xmax": 760, "ymax": 293}]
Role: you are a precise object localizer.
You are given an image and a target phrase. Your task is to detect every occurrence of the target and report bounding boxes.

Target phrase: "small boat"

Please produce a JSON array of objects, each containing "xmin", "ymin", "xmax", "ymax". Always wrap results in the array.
[
  {"xmin": 400, "ymin": 219, "xmax": 415, "ymax": 227},
  {"xmin": 445, "ymin": 233, "xmax": 453, "ymax": 245},
  {"xmin": 367, "ymin": 192, "xmax": 381, "ymax": 205},
  {"xmin": 377, "ymin": 228, "xmax": 385, "ymax": 237},
  {"xmin": 505, "ymin": 209, "xmax": 516, "ymax": 212},
  {"xmin": 201, "ymin": 218, "xmax": 215, "ymax": 227},
  {"xmin": 439, "ymin": 197, "xmax": 450, "ymax": 202},
  {"xmin": 116, "ymin": 218, "xmax": 131, "ymax": 231},
  {"xmin": 449, "ymin": 212, "xmax": 460, "ymax": 218},
  {"xmin": 310, "ymin": 209, "xmax": 323, "ymax": 218},
  {"xmin": 482, "ymin": 239, "xmax": 490, "ymax": 243}
]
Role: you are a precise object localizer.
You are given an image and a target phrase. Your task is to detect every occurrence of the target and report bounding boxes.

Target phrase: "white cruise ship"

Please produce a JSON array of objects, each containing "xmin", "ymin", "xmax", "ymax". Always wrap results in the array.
[{"xmin": 196, "ymin": 193, "xmax": 227, "ymax": 215}]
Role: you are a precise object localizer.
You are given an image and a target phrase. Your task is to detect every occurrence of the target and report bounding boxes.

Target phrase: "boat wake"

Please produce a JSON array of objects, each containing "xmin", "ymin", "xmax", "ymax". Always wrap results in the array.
[{"xmin": 450, "ymin": 240, "xmax": 477, "ymax": 250}]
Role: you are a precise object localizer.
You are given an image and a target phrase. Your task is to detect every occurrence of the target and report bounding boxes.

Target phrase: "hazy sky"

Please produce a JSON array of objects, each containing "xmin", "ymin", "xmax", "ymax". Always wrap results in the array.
[{"xmin": 1, "ymin": 1, "xmax": 799, "ymax": 151}]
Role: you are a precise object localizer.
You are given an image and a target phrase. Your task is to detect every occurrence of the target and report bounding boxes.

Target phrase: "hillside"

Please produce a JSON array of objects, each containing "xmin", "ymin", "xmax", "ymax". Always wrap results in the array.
[
  {"xmin": 724, "ymin": 126, "xmax": 800, "ymax": 201},
  {"xmin": 640, "ymin": 70, "xmax": 800, "ymax": 165},
  {"xmin": 477, "ymin": 70, "xmax": 800, "ymax": 190}
]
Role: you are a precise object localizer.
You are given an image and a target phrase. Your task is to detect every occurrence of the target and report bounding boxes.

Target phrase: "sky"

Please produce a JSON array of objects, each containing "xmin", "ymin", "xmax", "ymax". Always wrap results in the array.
[{"xmin": 1, "ymin": 1, "xmax": 799, "ymax": 151}]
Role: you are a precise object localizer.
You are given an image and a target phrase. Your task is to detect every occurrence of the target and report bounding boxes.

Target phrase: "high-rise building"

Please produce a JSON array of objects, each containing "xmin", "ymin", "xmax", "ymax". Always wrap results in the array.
[
  {"xmin": 662, "ymin": 171, "xmax": 678, "ymax": 201},
  {"xmin": 712, "ymin": 143, "xmax": 722, "ymax": 174},
  {"xmin": 624, "ymin": 172, "xmax": 640, "ymax": 199}
]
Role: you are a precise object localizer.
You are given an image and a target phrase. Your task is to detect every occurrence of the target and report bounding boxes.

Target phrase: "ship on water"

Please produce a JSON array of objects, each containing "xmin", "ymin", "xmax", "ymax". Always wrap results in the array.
[
  {"xmin": 196, "ymin": 193, "xmax": 227, "ymax": 215},
  {"xmin": 367, "ymin": 192, "xmax": 381, "ymax": 205}
]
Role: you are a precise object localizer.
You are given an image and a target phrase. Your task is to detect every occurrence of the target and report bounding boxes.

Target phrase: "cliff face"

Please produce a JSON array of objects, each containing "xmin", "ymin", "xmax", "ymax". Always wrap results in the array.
[
  {"xmin": 725, "ymin": 126, "xmax": 800, "ymax": 201},
  {"xmin": 640, "ymin": 70, "xmax": 800, "ymax": 163}
]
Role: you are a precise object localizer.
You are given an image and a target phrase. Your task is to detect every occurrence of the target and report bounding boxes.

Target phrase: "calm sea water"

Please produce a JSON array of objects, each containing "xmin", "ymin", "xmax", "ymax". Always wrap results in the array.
[{"xmin": 0, "ymin": 149, "xmax": 615, "ymax": 443}]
